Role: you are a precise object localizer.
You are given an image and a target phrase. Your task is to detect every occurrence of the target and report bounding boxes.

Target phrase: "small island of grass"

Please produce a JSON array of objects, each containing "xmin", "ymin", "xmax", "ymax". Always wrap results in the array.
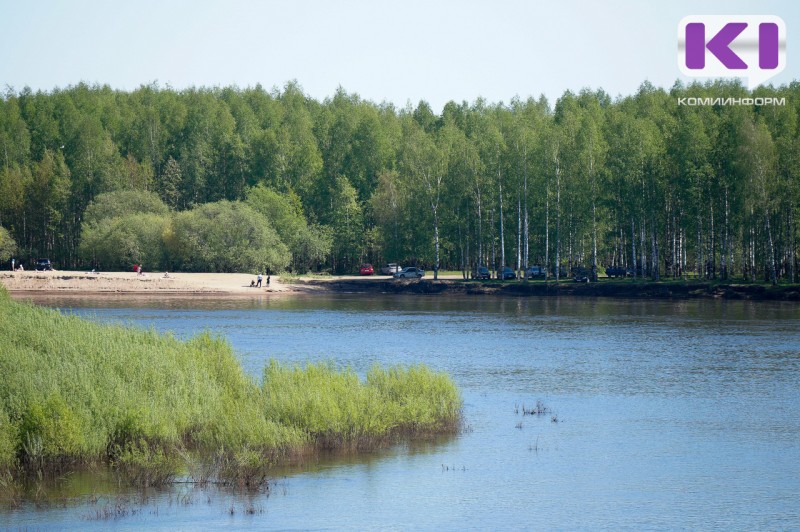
[{"xmin": 0, "ymin": 289, "xmax": 462, "ymax": 495}]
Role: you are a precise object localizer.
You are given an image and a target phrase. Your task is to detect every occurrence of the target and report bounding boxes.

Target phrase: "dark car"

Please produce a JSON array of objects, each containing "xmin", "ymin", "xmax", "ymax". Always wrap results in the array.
[
  {"xmin": 605, "ymin": 266, "xmax": 632, "ymax": 278},
  {"xmin": 471, "ymin": 266, "xmax": 490, "ymax": 280},
  {"xmin": 524, "ymin": 265, "xmax": 546, "ymax": 279},
  {"xmin": 572, "ymin": 267, "xmax": 591, "ymax": 283},
  {"xmin": 359, "ymin": 263, "xmax": 374, "ymax": 276},
  {"xmin": 500, "ymin": 267, "xmax": 517, "ymax": 280},
  {"xmin": 35, "ymin": 258, "xmax": 53, "ymax": 271},
  {"xmin": 551, "ymin": 265, "xmax": 568, "ymax": 279}
]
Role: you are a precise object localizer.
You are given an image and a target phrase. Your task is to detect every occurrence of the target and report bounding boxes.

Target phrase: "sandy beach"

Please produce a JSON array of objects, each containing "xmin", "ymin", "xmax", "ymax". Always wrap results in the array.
[
  {"xmin": 0, "ymin": 270, "xmax": 301, "ymax": 295},
  {"xmin": 0, "ymin": 270, "xmax": 451, "ymax": 296}
]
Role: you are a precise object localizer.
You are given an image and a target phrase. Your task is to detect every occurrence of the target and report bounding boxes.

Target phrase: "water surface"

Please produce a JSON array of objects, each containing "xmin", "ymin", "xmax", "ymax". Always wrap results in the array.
[{"xmin": 4, "ymin": 294, "xmax": 800, "ymax": 530}]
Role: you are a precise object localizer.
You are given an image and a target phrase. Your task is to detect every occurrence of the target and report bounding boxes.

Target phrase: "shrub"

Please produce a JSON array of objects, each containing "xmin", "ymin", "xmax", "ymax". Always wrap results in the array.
[
  {"xmin": 79, "ymin": 212, "xmax": 170, "ymax": 270},
  {"xmin": 0, "ymin": 226, "xmax": 16, "ymax": 264},
  {"xmin": 165, "ymin": 200, "xmax": 290, "ymax": 272}
]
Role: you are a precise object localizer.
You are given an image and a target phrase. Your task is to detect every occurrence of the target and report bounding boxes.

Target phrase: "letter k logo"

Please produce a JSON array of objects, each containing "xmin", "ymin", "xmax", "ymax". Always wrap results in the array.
[
  {"xmin": 678, "ymin": 16, "xmax": 786, "ymax": 89},
  {"xmin": 686, "ymin": 22, "xmax": 748, "ymax": 69}
]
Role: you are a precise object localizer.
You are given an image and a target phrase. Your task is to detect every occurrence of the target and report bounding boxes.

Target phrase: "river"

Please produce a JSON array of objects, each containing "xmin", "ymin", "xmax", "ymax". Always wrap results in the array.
[{"xmin": 3, "ymin": 294, "xmax": 800, "ymax": 530}]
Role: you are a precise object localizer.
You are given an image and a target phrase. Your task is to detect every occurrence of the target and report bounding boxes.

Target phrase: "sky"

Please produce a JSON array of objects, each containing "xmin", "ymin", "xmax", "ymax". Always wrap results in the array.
[{"xmin": 1, "ymin": 0, "xmax": 798, "ymax": 111}]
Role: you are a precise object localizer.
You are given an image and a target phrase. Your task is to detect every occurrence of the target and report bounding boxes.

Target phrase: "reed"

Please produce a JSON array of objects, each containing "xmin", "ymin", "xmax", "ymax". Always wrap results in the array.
[
  {"xmin": 263, "ymin": 361, "xmax": 462, "ymax": 449},
  {"xmin": 0, "ymin": 289, "xmax": 462, "ymax": 489}
]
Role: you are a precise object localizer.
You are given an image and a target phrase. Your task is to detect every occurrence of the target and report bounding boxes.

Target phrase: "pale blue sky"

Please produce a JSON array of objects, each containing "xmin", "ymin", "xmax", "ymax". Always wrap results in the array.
[{"xmin": 1, "ymin": 0, "xmax": 798, "ymax": 110}]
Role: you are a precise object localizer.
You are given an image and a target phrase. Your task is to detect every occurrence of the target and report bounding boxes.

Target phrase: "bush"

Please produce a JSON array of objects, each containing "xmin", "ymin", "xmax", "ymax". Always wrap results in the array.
[
  {"xmin": 0, "ymin": 226, "xmax": 16, "ymax": 264},
  {"xmin": 165, "ymin": 200, "xmax": 291, "ymax": 272},
  {"xmin": 79, "ymin": 212, "xmax": 170, "ymax": 270},
  {"xmin": 245, "ymin": 185, "xmax": 332, "ymax": 272},
  {"xmin": 83, "ymin": 190, "xmax": 169, "ymax": 225}
]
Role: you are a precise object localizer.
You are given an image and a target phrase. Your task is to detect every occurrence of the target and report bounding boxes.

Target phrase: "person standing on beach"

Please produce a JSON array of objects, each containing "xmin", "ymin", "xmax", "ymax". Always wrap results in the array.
[
  {"xmin": 11, "ymin": 258, "xmax": 14, "ymax": 271},
  {"xmin": 257, "ymin": 273, "xmax": 263, "ymax": 288}
]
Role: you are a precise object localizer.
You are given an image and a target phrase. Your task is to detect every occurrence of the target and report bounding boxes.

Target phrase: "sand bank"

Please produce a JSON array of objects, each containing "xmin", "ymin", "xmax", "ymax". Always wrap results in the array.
[{"xmin": 0, "ymin": 270, "xmax": 300, "ymax": 295}]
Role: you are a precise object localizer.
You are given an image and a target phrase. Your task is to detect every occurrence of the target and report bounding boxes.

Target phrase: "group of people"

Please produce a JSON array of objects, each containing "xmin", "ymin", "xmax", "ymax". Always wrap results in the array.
[
  {"xmin": 10, "ymin": 258, "xmax": 22, "ymax": 271},
  {"xmin": 251, "ymin": 273, "xmax": 270, "ymax": 288}
]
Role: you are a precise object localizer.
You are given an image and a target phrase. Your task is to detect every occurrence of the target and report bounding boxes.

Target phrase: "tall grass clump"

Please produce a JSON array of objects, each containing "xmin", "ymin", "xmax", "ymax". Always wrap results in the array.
[
  {"xmin": 0, "ymin": 288, "xmax": 461, "ymax": 487},
  {"xmin": 263, "ymin": 361, "xmax": 462, "ymax": 449}
]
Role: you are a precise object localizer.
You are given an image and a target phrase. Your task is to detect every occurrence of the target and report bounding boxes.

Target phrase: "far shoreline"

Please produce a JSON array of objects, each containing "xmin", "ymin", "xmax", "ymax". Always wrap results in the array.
[{"xmin": 2, "ymin": 270, "xmax": 799, "ymax": 302}]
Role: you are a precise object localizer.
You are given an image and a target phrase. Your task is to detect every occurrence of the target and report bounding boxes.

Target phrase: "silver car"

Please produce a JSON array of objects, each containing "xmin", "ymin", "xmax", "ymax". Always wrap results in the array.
[
  {"xmin": 380, "ymin": 263, "xmax": 402, "ymax": 275},
  {"xmin": 393, "ymin": 267, "xmax": 425, "ymax": 279}
]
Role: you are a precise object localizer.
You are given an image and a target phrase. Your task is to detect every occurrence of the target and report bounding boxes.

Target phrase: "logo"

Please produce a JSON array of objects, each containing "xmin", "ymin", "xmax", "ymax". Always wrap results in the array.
[{"xmin": 678, "ymin": 15, "xmax": 786, "ymax": 89}]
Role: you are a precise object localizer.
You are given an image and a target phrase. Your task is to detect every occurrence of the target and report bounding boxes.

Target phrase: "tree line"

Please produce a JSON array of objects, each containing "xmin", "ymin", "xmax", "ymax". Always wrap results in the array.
[{"xmin": 0, "ymin": 80, "xmax": 798, "ymax": 283}]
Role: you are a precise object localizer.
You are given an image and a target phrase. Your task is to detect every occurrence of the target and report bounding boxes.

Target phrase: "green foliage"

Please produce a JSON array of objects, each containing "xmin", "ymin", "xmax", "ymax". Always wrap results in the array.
[
  {"xmin": 112, "ymin": 439, "xmax": 181, "ymax": 487},
  {"xmin": 367, "ymin": 364, "xmax": 463, "ymax": 431},
  {"xmin": 263, "ymin": 360, "xmax": 462, "ymax": 448},
  {"xmin": 245, "ymin": 184, "xmax": 332, "ymax": 272},
  {"xmin": 82, "ymin": 190, "xmax": 169, "ymax": 226},
  {"xmin": 0, "ymin": 408, "xmax": 15, "ymax": 470},
  {"xmin": 78, "ymin": 190, "xmax": 171, "ymax": 269},
  {"xmin": 2, "ymin": 81, "xmax": 799, "ymax": 280},
  {"xmin": 0, "ymin": 289, "xmax": 461, "ymax": 479},
  {"xmin": 79, "ymin": 212, "xmax": 169, "ymax": 270},
  {"xmin": 0, "ymin": 226, "xmax": 16, "ymax": 263},
  {"xmin": 329, "ymin": 177, "xmax": 364, "ymax": 273},
  {"xmin": 19, "ymin": 392, "xmax": 87, "ymax": 466},
  {"xmin": 165, "ymin": 200, "xmax": 290, "ymax": 272}
]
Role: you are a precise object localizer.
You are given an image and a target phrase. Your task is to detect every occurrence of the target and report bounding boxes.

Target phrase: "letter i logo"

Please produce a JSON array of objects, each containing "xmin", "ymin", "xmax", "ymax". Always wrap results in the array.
[{"xmin": 678, "ymin": 15, "xmax": 786, "ymax": 89}]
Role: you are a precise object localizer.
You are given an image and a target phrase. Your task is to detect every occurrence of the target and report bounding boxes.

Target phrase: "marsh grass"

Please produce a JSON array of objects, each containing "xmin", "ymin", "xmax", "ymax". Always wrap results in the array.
[
  {"xmin": 263, "ymin": 361, "xmax": 462, "ymax": 451},
  {"xmin": 0, "ymin": 289, "xmax": 462, "ymax": 495}
]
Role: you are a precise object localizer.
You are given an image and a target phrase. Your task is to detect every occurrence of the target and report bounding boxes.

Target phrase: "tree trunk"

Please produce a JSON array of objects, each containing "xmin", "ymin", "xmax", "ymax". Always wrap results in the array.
[
  {"xmin": 523, "ymin": 144, "xmax": 529, "ymax": 281},
  {"xmin": 722, "ymin": 188, "xmax": 729, "ymax": 280},
  {"xmin": 498, "ymin": 165, "xmax": 505, "ymax": 270},
  {"xmin": 433, "ymin": 206, "xmax": 440, "ymax": 280},
  {"xmin": 590, "ymin": 144, "xmax": 597, "ymax": 282},
  {"xmin": 517, "ymin": 196, "xmax": 522, "ymax": 275},
  {"xmin": 545, "ymin": 182, "xmax": 550, "ymax": 282},
  {"xmin": 555, "ymin": 152, "xmax": 561, "ymax": 282},
  {"xmin": 710, "ymin": 199, "xmax": 716, "ymax": 279},
  {"xmin": 766, "ymin": 213, "xmax": 777, "ymax": 285},
  {"xmin": 631, "ymin": 217, "xmax": 637, "ymax": 280}
]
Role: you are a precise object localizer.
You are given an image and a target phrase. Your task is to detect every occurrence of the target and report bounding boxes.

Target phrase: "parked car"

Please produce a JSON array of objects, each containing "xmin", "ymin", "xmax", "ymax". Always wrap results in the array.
[
  {"xmin": 394, "ymin": 267, "xmax": 425, "ymax": 279},
  {"xmin": 359, "ymin": 263, "xmax": 374, "ymax": 276},
  {"xmin": 524, "ymin": 265, "xmax": 546, "ymax": 279},
  {"xmin": 35, "ymin": 258, "xmax": 53, "ymax": 271},
  {"xmin": 605, "ymin": 266, "xmax": 632, "ymax": 278},
  {"xmin": 380, "ymin": 263, "xmax": 402, "ymax": 275},
  {"xmin": 572, "ymin": 267, "xmax": 591, "ymax": 283},
  {"xmin": 551, "ymin": 265, "xmax": 568, "ymax": 279},
  {"xmin": 500, "ymin": 266, "xmax": 517, "ymax": 280},
  {"xmin": 471, "ymin": 266, "xmax": 491, "ymax": 280}
]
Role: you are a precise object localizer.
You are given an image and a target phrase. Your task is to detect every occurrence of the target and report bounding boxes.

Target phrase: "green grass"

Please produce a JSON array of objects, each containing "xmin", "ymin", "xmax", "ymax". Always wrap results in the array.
[
  {"xmin": 0, "ymin": 289, "xmax": 461, "ymax": 487},
  {"xmin": 263, "ymin": 361, "xmax": 461, "ymax": 449}
]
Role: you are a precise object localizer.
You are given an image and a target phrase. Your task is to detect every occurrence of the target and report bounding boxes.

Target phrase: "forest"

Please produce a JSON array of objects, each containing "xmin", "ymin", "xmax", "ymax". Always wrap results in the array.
[{"xmin": 0, "ymin": 79, "xmax": 798, "ymax": 283}]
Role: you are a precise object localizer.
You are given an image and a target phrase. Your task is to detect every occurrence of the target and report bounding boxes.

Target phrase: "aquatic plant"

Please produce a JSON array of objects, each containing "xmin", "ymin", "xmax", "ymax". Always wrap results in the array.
[
  {"xmin": 0, "ymin": 288, "xmax": 462, "ymax": 491},
  {"xmin": 263, "ymin": 361, "xmax": 462, "ymax": 449}
]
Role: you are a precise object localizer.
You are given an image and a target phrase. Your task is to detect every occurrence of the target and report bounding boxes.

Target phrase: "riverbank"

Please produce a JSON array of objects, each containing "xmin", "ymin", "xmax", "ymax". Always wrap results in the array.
[
  {"xmin": 2, "ymin": 270, "xmax": 799, "ymax": 301},
  {"xmin": 0, "ymin": 270, "xmax": 300, "ymax": 295},
  {"xmin": 294, "ymin": 277, "xmax": 800, "ymax": 301}
]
